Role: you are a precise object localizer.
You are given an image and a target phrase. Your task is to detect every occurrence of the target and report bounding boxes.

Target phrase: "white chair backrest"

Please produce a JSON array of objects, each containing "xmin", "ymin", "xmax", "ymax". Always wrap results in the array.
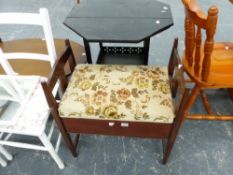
[
  {"xmin": 0, "ymin": 49, "xmax": 25, "ymax": 102},
  {"xmin": 0, "ymin": 8, "xmax": 56, "ymax": 66}
]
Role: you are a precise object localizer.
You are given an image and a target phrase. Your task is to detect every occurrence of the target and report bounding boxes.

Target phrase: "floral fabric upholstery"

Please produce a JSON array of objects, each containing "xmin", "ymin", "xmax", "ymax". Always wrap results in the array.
[{"xmin": 59, "ymin": 64, "xmax": 175, "ymax": 123}]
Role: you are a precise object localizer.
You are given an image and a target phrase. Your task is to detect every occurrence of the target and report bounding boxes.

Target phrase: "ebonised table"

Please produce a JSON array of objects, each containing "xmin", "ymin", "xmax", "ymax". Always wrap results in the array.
[{"xmin": 64, "ymin": 0, "xmax": 173, "ymax": 65}]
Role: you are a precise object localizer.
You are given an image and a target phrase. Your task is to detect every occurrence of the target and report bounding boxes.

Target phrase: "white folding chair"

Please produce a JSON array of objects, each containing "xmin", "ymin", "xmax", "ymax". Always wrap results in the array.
[
  {"xmin": 0, "ymin": 49, "xmax": 64, "ymax": 169},
  {"xmin": 0, "ymin": 8, "xmax": 85, "ymax": 77}
]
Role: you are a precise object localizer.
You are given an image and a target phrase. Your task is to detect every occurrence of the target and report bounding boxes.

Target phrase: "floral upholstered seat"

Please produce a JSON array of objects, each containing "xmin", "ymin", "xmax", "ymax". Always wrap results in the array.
[{"xmin": 59, "ymin": 64, "xmax": 175, "ymax": 123}]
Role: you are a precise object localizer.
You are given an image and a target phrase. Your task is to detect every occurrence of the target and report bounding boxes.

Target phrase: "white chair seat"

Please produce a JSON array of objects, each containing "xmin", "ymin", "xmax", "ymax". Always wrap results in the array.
[{"xmin": 0, "ymin": 77, "xmax": 49, "ymax": 135}]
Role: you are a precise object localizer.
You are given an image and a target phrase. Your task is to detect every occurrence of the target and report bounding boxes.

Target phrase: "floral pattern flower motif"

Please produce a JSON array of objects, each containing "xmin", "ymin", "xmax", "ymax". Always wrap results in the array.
[
  {"xmin": 92, "ymin": 90, "xmax": 108, "ymax": 106},
  {"xmin": 102, "ymin": 105, "xmax": 119, "ymax": 119},
  {"xmin": 79, "ymin": 80, "xmax": 92, "ymax": 91},
  {"xmin": 117, "ymin": 88, "xmax": 131, "ymax": 100},
  {"xmin": 158, "ymin": 82, "xmax": 170, "ymax": 94},
  {"xmin": 85, "ymin": 106, "xmax": 95, "ymax": 115},
  {"xmin": 135, "ymin": 77, "xmax": 149, "ymax": 89}
]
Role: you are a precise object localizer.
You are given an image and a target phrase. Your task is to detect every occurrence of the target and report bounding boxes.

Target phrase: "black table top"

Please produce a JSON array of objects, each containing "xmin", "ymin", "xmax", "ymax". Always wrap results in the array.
[{"xmin": 64, "ymin": 0, "xmax": 173, "ymax": 42}]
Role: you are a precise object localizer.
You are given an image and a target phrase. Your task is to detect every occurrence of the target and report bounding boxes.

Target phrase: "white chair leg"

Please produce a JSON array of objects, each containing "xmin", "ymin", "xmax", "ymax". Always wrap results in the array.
[
  {"xmin": 0, "ymin": 156, "xmax": 7, "ymax": 167},
  {"xmin": 0, "ymin": 145, "xmax": 13, "ymax": 161},
  {"xmin": 39, "ymin": 132, "xmax": 64, "ymax": 169}
]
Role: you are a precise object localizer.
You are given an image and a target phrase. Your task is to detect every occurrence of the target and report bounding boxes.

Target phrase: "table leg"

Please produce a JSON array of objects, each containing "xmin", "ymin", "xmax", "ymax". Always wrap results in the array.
[
  {"xmin": 99, "ymin": 42, "xmax": 103, "ymax": 48},
  {"xmin": 83, "ymin": 38, "xmax": 92, "ymax": 64},
  {"xmin": 143, "ymin": 38, "xmax": 150, "ymax": 65},
  {"xmin": 97, "ymin": 42, "xmax": 105, "ymax": 64}
]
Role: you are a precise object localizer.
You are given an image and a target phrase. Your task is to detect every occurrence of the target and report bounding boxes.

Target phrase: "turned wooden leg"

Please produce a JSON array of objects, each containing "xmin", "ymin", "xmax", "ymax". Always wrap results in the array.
[
  {"xmin": 200, "ymin": 89, "xmax": 212, "ymax": 114},
  {"xmin": 185, "ymin": 85, "xmax": 201, "ymax": 120}
]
